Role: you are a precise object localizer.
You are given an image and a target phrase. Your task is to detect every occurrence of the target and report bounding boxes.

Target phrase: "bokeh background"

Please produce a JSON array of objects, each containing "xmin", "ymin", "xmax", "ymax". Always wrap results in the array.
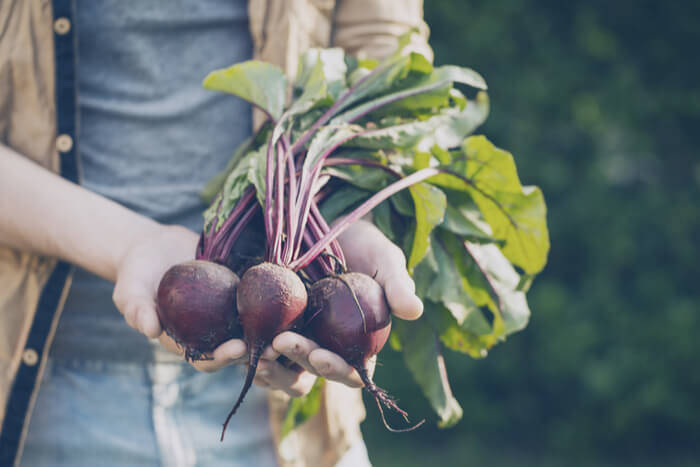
[{"xmin": 361, "ymin": 1, "xmax": 700, "ymax": 465}]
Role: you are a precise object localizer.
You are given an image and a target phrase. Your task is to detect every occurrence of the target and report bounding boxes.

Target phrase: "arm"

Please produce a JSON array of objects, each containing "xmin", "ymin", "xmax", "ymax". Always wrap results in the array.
[
  {"xmin": 333, "ymin": 0, "xmax": 433, "ymax": 61},
  {"xmin": 0, "ymin": 143, "xmax": 159, "ymax": 284},
  {"xmin": 0, "ymin": 143, "xmax": 193, "ymax": 337}
]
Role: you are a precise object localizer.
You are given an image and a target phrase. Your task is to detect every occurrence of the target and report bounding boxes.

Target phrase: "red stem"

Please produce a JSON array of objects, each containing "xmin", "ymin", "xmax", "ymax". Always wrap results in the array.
[
  {"xmin": 272, "ymin": 140, "xmax": 286, "ymax": 264},
  {"xmin": 310, "ymin": 201, "xmax": 345, "ymax": 267},
  {"xmin": 214, "ymin": 202, "xmax": 259, "ymax": 264},
  {"xmin": 290, "ymin": 68, "xmax": 377, "ymax": 155},
  {"xmin": 290, "ymin": 168, "xmax": 440, "ymax": 270},
  {"xmin": 292, "ymin": 131, "xmax": 366, "ymax": 260},
  {"xmin": 303, "ymin": 221, "xmax": 333, "ymax": 274},
  {"xmin": 203, "ymin": 188, "xmax": 255, "ymax": 260},
  {"xmin": 283, "ymin": 135, "xmax": 297, "ymax": 264},
  {"xmin": 264, "ymin": 134, "xmax": 277, "ymax": 253}
]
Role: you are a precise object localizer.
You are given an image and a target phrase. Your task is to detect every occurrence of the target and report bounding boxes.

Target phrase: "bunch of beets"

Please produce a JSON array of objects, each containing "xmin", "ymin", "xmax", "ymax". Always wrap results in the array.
[{"xmin": 155, "ymin": 33, "xmax": 549, "ymax": 440}]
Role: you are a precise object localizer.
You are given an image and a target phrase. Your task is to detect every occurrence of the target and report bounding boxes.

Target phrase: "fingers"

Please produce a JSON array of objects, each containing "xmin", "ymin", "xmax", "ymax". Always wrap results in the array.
[
  {"xmin": 194, "ymin": 340, "xmax": 280, "ymax": 373},
  {"xmin": 337, "ymin": 220, "xmax": 424, "ymax": 320},
  {"xmin": 274, "ymin": 332, "xmax": 366, "ymax": 388},
  {"xmin": 212, "ymin": 339, "xmax": 248, "ymax": 364},
  {"xmin": 114, "ymin": 292, "xmax": 163, "ymax": 338},
  {"xmin": 272, "ymin": 332, "xmax": 320, "ymax": 374},
  {"xmin": 308, "ymin": 349, "xmax": 364, "ymax": 388},
  {"xmin": 382, "ymin": 276, "xmax": 423, "ymax": 321},
  {"xmin": 254, "ymin": 360, "xmax": 317, "ymax": 397}
]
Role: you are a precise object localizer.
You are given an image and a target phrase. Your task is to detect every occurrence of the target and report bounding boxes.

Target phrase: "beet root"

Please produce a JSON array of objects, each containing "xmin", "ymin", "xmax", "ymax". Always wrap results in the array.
[
  {"xmin": 221, "ymin": 262, "xmax": 308, "ymax": 440},
  {"xmin": 307, "ymin": 272, "xmax": 424, "ymax": 432},
  {"xmin": 156, "ymin": 260, "xmax": 241, "ymax": 361}
]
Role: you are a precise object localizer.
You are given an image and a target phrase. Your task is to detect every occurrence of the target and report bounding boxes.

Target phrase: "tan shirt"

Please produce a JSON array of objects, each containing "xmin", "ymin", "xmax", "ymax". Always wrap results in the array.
[{"xmin": 0, "ymin": 1, "xmax": 431, "ymax": 466}]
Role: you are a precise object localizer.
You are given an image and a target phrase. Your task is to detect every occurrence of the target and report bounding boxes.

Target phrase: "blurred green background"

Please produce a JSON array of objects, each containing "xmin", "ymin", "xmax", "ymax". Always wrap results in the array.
[{"xmin": 361, "ymin": 1, "xmax": 700, "ymax": 465}]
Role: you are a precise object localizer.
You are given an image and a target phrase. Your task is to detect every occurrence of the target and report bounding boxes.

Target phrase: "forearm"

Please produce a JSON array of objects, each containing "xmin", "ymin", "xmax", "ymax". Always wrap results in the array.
[{"xmin": 0, "ymin": 143, "xmax": 160, "ymax": 282}]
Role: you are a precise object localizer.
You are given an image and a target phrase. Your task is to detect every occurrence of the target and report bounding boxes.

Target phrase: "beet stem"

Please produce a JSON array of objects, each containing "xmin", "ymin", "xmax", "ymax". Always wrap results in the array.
[
  {"xmin": 291, "ymin": 168, "xmax": 441, "ymax": 270},
  {"xmin": 292, "ymin": 130, "xmax": 366, "ymax": 261},
  {"xmin": 272, "ymin": 140, "xmax": 286, "ymax": 264},
  {"xmin": 221, "ymin": 344, "xmax": 263, "ymax": 441},
  {"xmin": 283, "ymin": 135, "xmax": 298, "ymax": 264},
  {"xmin": 264, "ymin": 133, "xmax": 277, "ymax": 251},
  {"xmin": 290, "ymin": 65, "xmax": 381, "ymax": 155},
  {"xmin": 214, "ymin": 202, "xmax": 258, "ymax": 264},
  {"xmin": 310, "ymin": 201, "xmax": 345, "ymax": 267}
]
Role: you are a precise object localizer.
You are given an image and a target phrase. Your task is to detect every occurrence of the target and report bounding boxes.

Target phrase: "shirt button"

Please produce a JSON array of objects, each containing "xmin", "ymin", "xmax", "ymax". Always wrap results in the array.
[
  {"xmin": 53, "ymin": 17, "xmax": 71, "ymax": 35},
  {"xmin": 22, "ymin": 348, "xmax": 39, "ymax": 367},
  {"xmin": 56, "ymin": 134, "xmax": 73, "ymax": 153}
]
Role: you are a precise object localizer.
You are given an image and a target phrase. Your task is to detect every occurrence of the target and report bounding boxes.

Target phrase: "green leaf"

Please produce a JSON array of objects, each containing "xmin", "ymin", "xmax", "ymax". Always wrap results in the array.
[
  {"xmin": 407, "ymin": 183, "xmax": 446, "ymax": 271},
  {"xmin": 203, "ymin": 149, "xmax": 260, "ymax": 231},
  {"xmin": 247, "ymin": 145, "xmax": 268, "ymax": 208},
  {"xmin": 424, "ymin": 302, "xmax": 496, "ymax": 358},
  {"xmin": 342, "ymin": 52, "xmax": 428, "ymax": 111},
  {"xmin": 203, "ymin": 61, "xmax": 287, "ymax": 120},
  {"xmin": 281, "ymin": 378, "xmax": 325, "ymax": 439},
  {"xmin": 438, "ymin": 231, "xmax": 530, "ymax": 336},
  {"xmin": 319, "ymin": 185, "xmax": 370, "ymax": 221},
  {"xmin": 441, "ymin": 199, "xmax": 497, "ymax": 244},
  {"xmin": 463, "ymin": 242, "xmax": 531, "ymax": 335},
  {"xmin": 201, "ymin": 121, "xmax": 272, "ymax": 206},
  {"xmin": 372, "ymin": 200, "xmax": 397, "ymax": 242},
  {"xmin": 201, "ymin": 136, "xmax": 253, "ymax": 205},
  {"xmin": 394, "ymin": 319, "xmax": 463, "ymax": 428},
  {"xmin": 333, "ymin": 65, "xmax": 486, "ymax": 126},
  {"xmin": 347, "ymin": 99, "xmax": 488, "ymax": 152},
  {"xmin": 295, "ymin": 48, "xmax": 347, "ymax": 101},
  {"xmin": 461, "ymin": 136, "xmax": 550, "ymax": 274},
  {"xmin": 298, "ymin": 125, "xmax": 364, "ymax": 203},
  {"xmin": 322, "ymin": 153, "xmax": 391, "ymax": 191},
  {"xmin": 413, "ymin": 239, "xmax": 489, "ymax": 335}
]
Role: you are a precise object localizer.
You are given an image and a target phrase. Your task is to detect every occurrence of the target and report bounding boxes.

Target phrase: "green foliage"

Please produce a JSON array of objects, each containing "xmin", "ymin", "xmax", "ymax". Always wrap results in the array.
[
  {"xmin": 201, "ymin": 28, "xmax": 549, "ymax": 441},
  {"xmin": 393, "ymin": 319, "xmax": 463, "ymax": 428},
  {"xmin": 362, "ymin": 1, "xmax": 700, "ymax": 466},
  {"xmin": 203, "ymin": 61, "xmax": 287, "ymax": 119},
  {"xmin": 281, "ymin": 378, "xmax": 325, "ymax": 439}
]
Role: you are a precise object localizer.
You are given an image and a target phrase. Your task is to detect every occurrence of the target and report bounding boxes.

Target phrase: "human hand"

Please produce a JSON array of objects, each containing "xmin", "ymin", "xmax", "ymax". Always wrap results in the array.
[
  {"xmin": 111, "ymin": 223, "xmax": 315, "ymax": 394},
  {"xmin": 271, "ymin": 219, "xmax": 423, "ymax": 389},
  {"xmin": 110, "ymin": 224, "xmax": 240, "ymax": 369}
]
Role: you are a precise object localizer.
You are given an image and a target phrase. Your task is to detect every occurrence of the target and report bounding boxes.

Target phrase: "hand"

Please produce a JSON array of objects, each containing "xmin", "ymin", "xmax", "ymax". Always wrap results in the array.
[
  {"xmin": 111, "ymin": 223, "xmax": 315, "ymax": 393},
  {"xmin": 109, "ymin": 224, "xmax": 261, "ymax": 372},
  {"xmin": 271, "ymin": 219, "xmax": 423, "ymax": 389}
]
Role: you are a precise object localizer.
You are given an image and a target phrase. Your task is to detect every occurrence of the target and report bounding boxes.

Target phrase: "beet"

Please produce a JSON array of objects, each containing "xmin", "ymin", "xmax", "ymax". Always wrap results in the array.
[
  {"xmin": 307, "ymin": 272, "xmax": 423, "ymax": 432},
  {"xmin": 156, "ymin": 260, "xmax": 241, "ymax": 361},
  {"xmin": 221, "ymin": 262, "xmax": 308, "ymax": 439}
]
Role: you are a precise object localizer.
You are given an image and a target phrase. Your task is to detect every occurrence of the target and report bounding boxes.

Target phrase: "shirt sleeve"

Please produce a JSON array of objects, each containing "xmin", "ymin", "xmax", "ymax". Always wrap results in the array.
[{"xmin": 332, "ymin": 0, "xmax": 434, "ymax": 61}]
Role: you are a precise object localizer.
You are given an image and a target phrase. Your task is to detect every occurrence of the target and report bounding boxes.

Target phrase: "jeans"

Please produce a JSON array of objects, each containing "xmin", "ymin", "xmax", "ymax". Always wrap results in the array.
[{"xmin": 19, "ymin": 358, "xmax": 372, "ymax": 467}]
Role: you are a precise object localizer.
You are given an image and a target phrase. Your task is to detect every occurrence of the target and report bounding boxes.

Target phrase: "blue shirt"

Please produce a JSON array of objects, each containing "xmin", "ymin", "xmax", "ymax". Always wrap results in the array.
[{"xmin": 52, "ymin": 0, "xmax": 254, "ymax": 360}]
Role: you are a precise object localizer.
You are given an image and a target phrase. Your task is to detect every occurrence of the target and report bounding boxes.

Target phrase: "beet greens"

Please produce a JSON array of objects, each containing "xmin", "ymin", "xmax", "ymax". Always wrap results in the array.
[{"xmin": 192, "ymin": 29, "xmax": 550, "ymax": 437}]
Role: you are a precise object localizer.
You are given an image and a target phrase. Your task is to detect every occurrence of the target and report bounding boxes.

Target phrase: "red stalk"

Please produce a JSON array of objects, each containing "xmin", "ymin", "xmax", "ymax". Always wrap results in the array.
[
  {"xmin": 272, "ymin": 140, "xmax": 286, "ymax": 263},
  {"xmin": 310, "ymin": 201, "xmax": 345, "ymax": 267},
  {"xmin": 290, "ymin": 168, "xmax": 441, "ymax": 270},
  {"xmin": 283, "ymin": 135, "xmax": 298, "ymax": 264}
]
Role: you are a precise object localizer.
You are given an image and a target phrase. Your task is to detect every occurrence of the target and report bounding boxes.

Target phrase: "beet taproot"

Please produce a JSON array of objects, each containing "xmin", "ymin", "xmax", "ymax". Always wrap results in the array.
[
  {"xmin": 307, "ymin": 272, "xmax": 423, "ymax": 432},
  {"xmin": 220, "ymin": 262, "xmax": 308, "ymax": 439}
]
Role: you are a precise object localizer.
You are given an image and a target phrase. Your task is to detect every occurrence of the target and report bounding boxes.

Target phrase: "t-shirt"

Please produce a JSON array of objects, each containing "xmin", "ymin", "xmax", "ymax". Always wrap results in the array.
[{"xmin": 51, "ymin": 0, "xmax": 254, "ymax": 361}]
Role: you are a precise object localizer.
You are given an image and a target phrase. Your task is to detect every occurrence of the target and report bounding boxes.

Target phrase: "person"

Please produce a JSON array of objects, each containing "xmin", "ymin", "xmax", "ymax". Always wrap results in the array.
[{"xmin": 0, "ymin": 1, "xmax": 432, "ymax": 466}]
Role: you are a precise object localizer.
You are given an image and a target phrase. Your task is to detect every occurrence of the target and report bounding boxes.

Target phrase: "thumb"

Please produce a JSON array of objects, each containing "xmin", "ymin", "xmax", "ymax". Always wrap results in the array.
[
  {"xmin": 113, "ymin": 284, "xmax": 162, "ymax": 338},
  {"xmin": 337, "ymin": 220, "xmax": 423, "ymax": 321}
]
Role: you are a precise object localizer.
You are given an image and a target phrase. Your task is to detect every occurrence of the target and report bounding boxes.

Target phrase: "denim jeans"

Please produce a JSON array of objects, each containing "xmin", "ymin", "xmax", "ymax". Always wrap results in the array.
[{"xmin": 19, "ymin": 358, "xmax": 372, "ymax": 467}]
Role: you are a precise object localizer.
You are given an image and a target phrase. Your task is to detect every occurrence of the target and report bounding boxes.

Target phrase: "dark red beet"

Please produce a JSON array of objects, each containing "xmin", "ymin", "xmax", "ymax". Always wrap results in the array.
[
  {"xmin": 221, "ymin": 262, "xmax": 308, "ymax": 439},
  {"xmin": 307, "ymin": 272, "xmax": 424, "ymax": 432},
  {"xmin": 156, "ymin": 260, "xmax": 241, "ymax": 361}
]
